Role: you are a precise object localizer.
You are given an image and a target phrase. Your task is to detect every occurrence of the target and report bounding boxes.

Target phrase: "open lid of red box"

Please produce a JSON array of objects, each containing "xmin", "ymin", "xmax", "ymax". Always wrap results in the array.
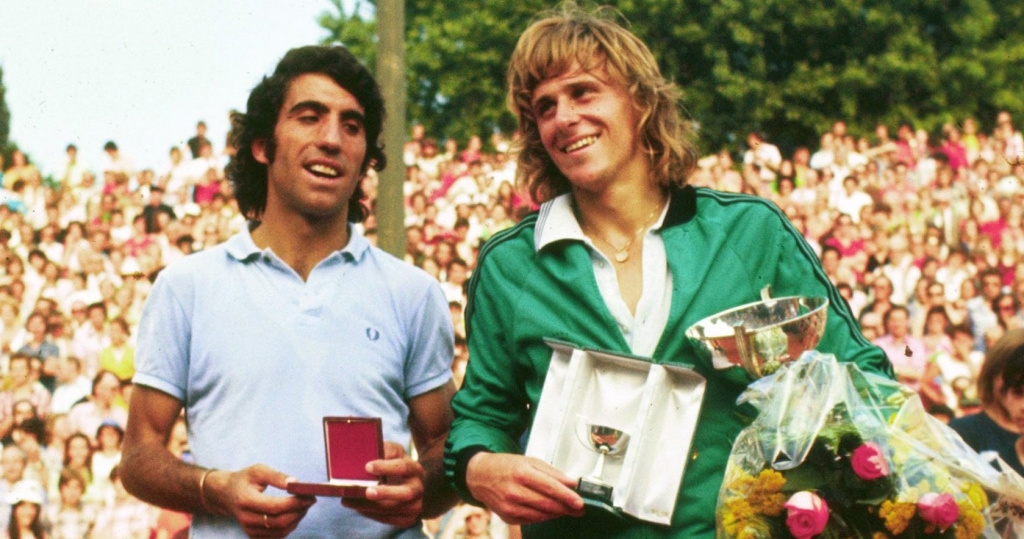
[{"xmin": 325, "ymin": 416, "xmax": 382, "ymax": 483}]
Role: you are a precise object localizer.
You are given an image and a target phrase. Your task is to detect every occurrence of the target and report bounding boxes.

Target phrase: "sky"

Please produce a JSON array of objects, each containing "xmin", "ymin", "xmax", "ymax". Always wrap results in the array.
[{"xmin": 0, "ymin": 0, "xmax": 354, "ymax": 176}]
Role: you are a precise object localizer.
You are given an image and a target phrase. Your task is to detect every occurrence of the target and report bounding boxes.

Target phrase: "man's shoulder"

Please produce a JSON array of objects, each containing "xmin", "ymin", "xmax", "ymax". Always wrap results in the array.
[
  {"xmin": 362, "ymin": 244, "xmax": 437, "ymax": 285},
  {"xmin": 948, "ymin": 412, "xmax": 989, "ymax": 434},
  {"xmin": 359, "ymin": 246, "xmax": 448, "ymax": 310},
  {"xmin": 159, "ymin": 242, "xmax": 234, "ymax": 278},
  {"xmin": 146, "ymin": 243, "xmax": 238, "ymax": 304},
  {"xmin": 692, "ymin": 186, "xmax": 771, "ymax": 207},
  {"xmin": 690, "ymin": 187, "xmax": 788, "ymax": 224},
  {"xmin": 476, "ymin": 212, "xmax": 538, "ymax": 266}
]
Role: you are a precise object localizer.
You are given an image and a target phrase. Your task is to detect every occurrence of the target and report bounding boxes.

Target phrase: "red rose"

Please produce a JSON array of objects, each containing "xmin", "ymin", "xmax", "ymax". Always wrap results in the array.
[
  {"xmin": 850, "ymin": 442, "xmax": 889, "ymax": 480},
  {"xmin": 918, "ymin": 492, "xmax": 959, "ymax": 529},
  {"xmin": 784, "ymin": 491, "xmax": 829, "ymax": 539}
]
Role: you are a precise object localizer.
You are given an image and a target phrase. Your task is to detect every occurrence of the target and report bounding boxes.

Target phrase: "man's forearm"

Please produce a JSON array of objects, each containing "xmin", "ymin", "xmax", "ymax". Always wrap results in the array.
[
  {"xmin": 121, "ymin": 441, "xmax": 215, "ymax": 514},
  {"xmin": 420, "ymin": 445, "xmax": 459, "ymax": 518}
]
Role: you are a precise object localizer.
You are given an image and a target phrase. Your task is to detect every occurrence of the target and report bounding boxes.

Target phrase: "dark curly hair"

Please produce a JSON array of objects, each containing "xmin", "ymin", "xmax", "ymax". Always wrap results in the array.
[
  {"xmin": 227, "ymin": 45, "xmax": 387, "ymax": 221},
  {"xmin": 978, "ymin": 328, "xmax": 1024, "ymax": 411}
]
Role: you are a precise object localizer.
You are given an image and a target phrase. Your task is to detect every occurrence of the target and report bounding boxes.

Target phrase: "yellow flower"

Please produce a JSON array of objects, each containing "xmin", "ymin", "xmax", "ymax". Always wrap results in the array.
[
  {"xmin": 879, "ymin": 499, "xmax": 916, "ymax": 535},
  {"xmin": 962, "ymin": 482, "xmax": 988, "ymax": 510},
  {"xmin": 727, "ymin": 498, "xmax": 752, "ymax": 516},
  {"xmin": 748, "ymin": 470, "xmax": 786, "ymax": 516},
  {"xmin": 723, "ymin": 469, "xmax": 787, "ymax": 520},
  {"xmin": 721, "ymin": 497, "xmax": 754, "ymax": 536},
  {"xmin": 726, "ymin": 471, "xmax": 756, "ymax": 494},
  {"xmin": 872, "ymin": 533, "xmax": 891, "ymax": 539},
  {"xmin": 955, "ymin": 500, "xmax": 985, "ymax": 539},
  {"xmin": 735, "ymin": 520, "xmax": 772, "ymax": 539},
  {"xmin": 756, "ymin": 469, "xmax": 785, "ymax": 490}
]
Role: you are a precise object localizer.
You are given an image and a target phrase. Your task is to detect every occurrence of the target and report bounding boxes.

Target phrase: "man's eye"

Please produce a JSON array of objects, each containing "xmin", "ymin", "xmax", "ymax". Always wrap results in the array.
[
  {"xmin": 299, "ymin": 115, "xmax": 318, "ymax": 123},
  {"xmin": 343, "ymin": 122, "xmax": 363, "ymax": 135},
  {"xmin": 572, "ymin": 86, "xmax": 597, "ymax": 100}
]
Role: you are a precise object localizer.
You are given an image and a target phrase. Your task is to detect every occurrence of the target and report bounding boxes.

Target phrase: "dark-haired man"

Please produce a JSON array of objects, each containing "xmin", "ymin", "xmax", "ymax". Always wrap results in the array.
[
  {"xmin": 141, "ymin": 186, "xmax": 175, "ymax": 234},
  {"xmin": 122, "ymin": 45, "xmax": 456, "ymax": 538},
  {"xmin": 100, "ymin": 140, "xmax": 134, "ymax": 178},
  {"xmin": 970, "ymin": 268, "xmax": 1007, "ymax": 350},
  {"xmin": 58, "ymin": 143, "xmax": 86, "ymax": 189},
  {"xmin": 743, "ymin": 131, "xmax": 782, "ymax": 187},
  {"xmin": 187, "ymin": 120, "xmax": 211, "ymax": 159},
  {"xmin": 71, "ymin": 302, "xmax": 109, "ymax": 375},
  {"xmin": 51, "ymin": 357, "xmax": 91, "ymax": 414}
]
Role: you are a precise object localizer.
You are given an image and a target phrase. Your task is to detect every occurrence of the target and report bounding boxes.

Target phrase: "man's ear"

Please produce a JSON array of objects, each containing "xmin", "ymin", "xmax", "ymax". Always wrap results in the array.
[{"xmin": 252, "ymin": 139, "xmax": 269, "ymax": 165}]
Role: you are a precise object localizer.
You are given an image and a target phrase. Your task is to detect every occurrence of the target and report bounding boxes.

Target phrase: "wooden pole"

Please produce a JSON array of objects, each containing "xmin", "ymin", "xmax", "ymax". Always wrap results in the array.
[{"xmin": 375, "ymin": 0, "xmax": 406, "ymax": 258}]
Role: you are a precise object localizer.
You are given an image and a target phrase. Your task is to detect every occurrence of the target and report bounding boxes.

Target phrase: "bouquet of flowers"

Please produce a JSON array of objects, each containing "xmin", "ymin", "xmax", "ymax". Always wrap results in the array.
[{"xmin": 716, "ymin": 352, "xmax": 1024, "ymax": 539}]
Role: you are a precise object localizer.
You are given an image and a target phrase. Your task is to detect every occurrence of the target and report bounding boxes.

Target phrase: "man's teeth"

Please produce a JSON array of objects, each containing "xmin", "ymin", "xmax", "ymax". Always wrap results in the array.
[
  {"xmin": 308, "ymin": 164, "xmax": 340, "ymax": 177},
  {"xmin": 564, "ymin": 136, "xmax": 598, "ymax": 153}
]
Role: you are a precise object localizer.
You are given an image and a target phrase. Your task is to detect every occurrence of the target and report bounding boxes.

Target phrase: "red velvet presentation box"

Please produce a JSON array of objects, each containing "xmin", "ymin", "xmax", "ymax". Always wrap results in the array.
[{"xmin": 286, "ymin": 417, "xmax": 383, "ymax": 498}]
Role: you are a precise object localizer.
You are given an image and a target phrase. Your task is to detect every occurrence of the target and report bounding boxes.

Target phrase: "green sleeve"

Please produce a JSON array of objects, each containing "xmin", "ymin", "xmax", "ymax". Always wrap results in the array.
[
  {"xmin": 768, "ymin": 207, "xmax": 894, "ymax": 379},
  {"xmin": 444, "ymin": 241, "xmax": 533, "ymax": 501}
]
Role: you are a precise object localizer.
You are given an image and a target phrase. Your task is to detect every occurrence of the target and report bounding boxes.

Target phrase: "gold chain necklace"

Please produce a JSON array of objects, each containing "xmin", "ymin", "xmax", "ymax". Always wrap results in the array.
[{"xmin": 581, "ymin": 205, "xmax": 662, "ymax": 264}]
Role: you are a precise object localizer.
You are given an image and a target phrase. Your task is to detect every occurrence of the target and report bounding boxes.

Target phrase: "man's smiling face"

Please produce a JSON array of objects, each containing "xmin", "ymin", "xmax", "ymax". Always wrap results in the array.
[
  {"xmin": 531, "ymin": 62, "xmax": 647, "ymax": 195},
  {"xmin": 254, "ymin": 72, "xmax": 367, "ymax": 222}
]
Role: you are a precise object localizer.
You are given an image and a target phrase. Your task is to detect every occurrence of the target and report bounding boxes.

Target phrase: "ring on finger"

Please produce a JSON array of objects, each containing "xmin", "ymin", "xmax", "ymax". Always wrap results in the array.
[{"xmin": 264, "ymin": 513, "xmax": 270, "ymax": 529}]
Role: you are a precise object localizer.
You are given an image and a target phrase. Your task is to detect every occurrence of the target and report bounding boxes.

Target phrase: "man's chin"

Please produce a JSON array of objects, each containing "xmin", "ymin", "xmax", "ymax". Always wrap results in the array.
[{"xmin": 300, "ymin": 201, "xmax": 355, "ymax": 221}]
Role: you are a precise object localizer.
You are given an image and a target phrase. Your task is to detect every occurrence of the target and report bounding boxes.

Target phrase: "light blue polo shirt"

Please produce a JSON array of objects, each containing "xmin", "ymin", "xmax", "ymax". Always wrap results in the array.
[{"xmin": 134, "ymin": 224, "xmax": 454, "ymax": 539}]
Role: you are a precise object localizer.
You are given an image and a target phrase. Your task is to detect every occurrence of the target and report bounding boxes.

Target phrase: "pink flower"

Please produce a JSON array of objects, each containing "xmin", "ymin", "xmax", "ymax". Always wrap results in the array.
[
  {"xmin": 918, "ymin": 492, "xmax": 959, "ymax": 529},
  {"xmin": 850, "ymin": 442, "xmax": 889, "ymax": 480},
  {"xmin": 784, "ymin": 491, "xmax": 829, "ymax": 539}
]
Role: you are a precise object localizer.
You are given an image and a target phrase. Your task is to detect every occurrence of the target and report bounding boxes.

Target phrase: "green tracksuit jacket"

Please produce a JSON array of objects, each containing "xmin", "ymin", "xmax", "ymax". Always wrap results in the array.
[{"xmin": 444, "ymin": 185, "xmax": 893, "ymax": 538}]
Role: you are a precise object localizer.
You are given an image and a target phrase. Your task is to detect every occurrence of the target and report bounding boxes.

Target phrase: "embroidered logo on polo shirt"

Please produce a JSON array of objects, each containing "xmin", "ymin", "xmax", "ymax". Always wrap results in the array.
[{"xmin": 366, "ymin": 327, "xmax": 380, "ymax": 341}]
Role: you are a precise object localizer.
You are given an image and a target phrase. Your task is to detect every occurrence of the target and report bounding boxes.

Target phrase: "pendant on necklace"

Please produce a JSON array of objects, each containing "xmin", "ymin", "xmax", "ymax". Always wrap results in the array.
[{"xmin": 615, "ymin": 251, "xmax": 629, "ymax": 263}]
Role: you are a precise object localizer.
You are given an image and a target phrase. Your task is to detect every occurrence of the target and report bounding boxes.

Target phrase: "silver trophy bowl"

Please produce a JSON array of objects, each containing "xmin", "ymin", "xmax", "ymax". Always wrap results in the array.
[
  {"xmin": 574, "ymin": 419, "xmax": 630, "ymax": 503},
  {"xmin": 685, "ymin": 293, "xmax": 829, "ymax": 379}
]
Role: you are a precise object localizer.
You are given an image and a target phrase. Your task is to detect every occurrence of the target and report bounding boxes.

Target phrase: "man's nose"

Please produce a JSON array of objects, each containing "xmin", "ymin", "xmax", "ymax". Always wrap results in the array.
[
  {"xmin": 553, "ymin": 98, "xmax": 580, "ymax": 126},
  {"xmin": 318, "ymin": 120, "xmax": 344, "ymax": 152}
]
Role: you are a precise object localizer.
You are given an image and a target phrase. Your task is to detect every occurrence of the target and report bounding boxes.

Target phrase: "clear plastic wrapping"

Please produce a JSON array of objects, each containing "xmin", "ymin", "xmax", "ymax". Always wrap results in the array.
[{"xmin": 717, "ymin": 351, "xmax": 1024, "ymax": 538}]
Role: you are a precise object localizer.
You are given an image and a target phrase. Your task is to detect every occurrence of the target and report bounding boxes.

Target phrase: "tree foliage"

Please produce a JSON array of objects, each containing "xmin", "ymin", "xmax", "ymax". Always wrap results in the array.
[
  {"xmin": 319, "ymin": 0, "xmax": 1024, "ymax": 154},
  {"xmin": 0, "ymin": 63, "xmax": 11, "ymax": 155}
]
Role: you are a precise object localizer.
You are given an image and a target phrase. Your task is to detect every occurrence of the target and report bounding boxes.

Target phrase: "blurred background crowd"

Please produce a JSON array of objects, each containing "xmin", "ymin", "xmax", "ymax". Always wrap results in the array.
[{"xmin": 0, "ymin": 109, "xmax": 1020, "ymax": 537}]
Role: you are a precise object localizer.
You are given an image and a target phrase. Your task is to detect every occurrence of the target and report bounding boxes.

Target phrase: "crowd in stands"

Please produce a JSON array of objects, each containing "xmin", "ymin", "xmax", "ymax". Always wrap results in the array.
[
  {"xmin": 685, "ymin": 114, "xmax": 1024, "ymax": 423},
  {"xmin": 0, "ymin": 109, "xmax": 1019, "ymax": 537}
]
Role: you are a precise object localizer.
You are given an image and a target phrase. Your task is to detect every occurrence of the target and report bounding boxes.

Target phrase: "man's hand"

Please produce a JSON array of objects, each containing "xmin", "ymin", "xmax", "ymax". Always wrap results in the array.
[
  {"xmin": 342, "ymin": 441, "xmax": 425, "ymax": 528},
  {"xmin": 465, "ymin": 452, "xmax": 584, "ymax": 525},
  {"xmin": 206, "ymin": 464, "xmax": 316, "ymax": 538}
]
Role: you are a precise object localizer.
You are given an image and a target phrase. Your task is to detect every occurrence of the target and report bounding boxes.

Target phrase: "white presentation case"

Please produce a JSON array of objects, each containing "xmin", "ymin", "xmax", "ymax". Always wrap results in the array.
[{"xmin": 525, "ymin": 340, "xmax": 707, "ymax": 525}]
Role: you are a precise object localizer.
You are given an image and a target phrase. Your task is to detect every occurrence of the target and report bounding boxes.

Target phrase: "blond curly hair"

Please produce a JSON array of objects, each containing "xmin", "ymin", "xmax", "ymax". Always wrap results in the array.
[{"xmin": 506, "ymin": 3, "xmax": 698, "ymax": 204}]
